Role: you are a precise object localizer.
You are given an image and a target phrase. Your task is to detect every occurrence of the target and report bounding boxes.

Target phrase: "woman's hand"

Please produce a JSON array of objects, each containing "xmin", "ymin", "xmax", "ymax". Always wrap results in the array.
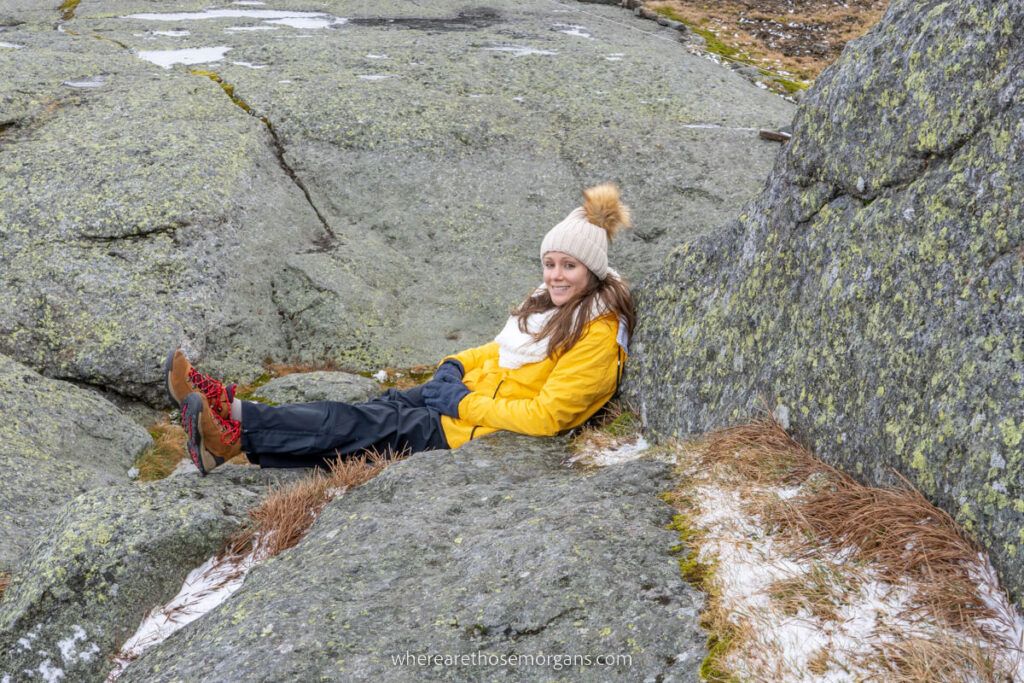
[
  {"xmin": 423, "ymin": 379, "xmax": 470, "ymax": 418},
  {"xmin": 431, "ymin": 359, "xmax": 464, "ymax": 384}
]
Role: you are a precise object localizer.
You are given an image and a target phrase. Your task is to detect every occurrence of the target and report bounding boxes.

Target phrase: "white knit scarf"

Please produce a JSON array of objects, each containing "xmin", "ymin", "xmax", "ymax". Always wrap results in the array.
[{"xmin": 494, "ymin": 273, "xmax": 619, "ymax": 369}]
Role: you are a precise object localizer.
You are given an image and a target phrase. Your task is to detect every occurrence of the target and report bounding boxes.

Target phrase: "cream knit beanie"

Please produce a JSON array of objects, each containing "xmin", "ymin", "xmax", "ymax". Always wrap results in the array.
[{"xmin": 539, "ymin": 183, "xmax": 631, "ymax": 281}]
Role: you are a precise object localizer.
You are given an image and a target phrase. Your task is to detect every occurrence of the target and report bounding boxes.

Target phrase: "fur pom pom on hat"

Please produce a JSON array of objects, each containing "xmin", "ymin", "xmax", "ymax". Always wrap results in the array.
[{"xmin": 540, "ymin": 183, "xmax": 631, "ymax": 280}]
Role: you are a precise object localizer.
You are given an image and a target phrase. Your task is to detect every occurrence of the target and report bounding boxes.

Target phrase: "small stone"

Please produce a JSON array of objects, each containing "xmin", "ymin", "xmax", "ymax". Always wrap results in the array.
[{"xmin": 774, "ymin": 404, "xmax": 791, "ymax": 430}]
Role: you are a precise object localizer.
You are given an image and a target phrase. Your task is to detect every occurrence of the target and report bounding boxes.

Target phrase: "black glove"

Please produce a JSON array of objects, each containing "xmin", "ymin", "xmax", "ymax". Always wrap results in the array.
[
  {"xmin": 432, "ymin": 359, "xmax": 465, "ymax": 384},
  {"xmin": 423, "ymin": 379, "xmax": 470, "ymax": 418}
]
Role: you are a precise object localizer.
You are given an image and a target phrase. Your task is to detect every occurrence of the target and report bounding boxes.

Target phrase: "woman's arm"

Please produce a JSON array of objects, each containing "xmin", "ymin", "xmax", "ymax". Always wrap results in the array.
[
  {"xmin": 457, "ymin": 318, "xmax": 620, "ymax": 436},
  {"xmin": 443, "ymin": 341, "xmax": 499, "ymax": 375}
]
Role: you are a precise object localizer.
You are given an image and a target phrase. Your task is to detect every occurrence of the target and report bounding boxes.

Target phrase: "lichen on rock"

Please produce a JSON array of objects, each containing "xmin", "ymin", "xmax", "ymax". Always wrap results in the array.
[{"xmin": 624, "ymin": 0, "xmax": 1024, "ymax": 606}]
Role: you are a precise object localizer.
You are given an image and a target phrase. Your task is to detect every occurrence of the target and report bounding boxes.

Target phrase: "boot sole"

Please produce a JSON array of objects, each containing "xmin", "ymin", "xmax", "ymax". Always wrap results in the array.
[
  {"xmin": 182, "ymin": 393, "xmax": 206, "ymax": 475},
  {"xmin": 163, "ymin": 347, "xmax": 179, "ymax": 409}
]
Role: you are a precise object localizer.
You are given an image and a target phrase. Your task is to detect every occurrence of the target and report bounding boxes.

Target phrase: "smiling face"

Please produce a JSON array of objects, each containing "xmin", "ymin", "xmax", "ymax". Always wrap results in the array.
[{"xmin": 543, "ymin": 251, "xmax": 593, "ymax": 306}]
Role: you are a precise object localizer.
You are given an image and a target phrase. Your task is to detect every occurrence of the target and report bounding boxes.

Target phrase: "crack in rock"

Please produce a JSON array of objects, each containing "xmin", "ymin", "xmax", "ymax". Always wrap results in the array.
[
  {"xmin": 77, "ymin": 222, "xmax": 187, "ymax": 243},
  {"xmin": 189, "ymin": 70, "xmax": 336, "ymax": 246}
]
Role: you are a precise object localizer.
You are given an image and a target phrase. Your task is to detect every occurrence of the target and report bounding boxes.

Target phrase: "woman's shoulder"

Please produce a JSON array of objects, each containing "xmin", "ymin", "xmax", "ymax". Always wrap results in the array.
[{"xmin": 580, "ymin": 312, "xmax": 620, "ymax": 341}]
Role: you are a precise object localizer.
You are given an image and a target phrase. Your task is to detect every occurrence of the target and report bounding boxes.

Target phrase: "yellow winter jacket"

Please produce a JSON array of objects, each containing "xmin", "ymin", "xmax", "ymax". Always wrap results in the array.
[{"xmin": 439, "ymin": 313, "xmax": 626, "ymax": 448}]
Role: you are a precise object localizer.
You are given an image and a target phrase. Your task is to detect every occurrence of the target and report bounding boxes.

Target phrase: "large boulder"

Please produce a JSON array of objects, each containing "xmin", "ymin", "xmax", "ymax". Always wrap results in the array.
[
  {"xmin": 0, "ymin": 466, "xmax": 300, "ymax": 682},
  {"xmin": 120, "ymin": 435, "xmax": 704, "ymax": 681},
  {"xmin": 624, "ymin": 0, "xmax": 1024, "ymax": 604},
  {"xmin": 0, "ymin": 353, "xmax": 150, "ymax": 573},
  {"xmin": 0, "ymin": 0, "xmax": 793, "ymax": 404}
]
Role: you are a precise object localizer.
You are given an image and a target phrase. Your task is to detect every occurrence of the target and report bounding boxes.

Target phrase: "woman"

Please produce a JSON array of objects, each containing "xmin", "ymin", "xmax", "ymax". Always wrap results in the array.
[{"xmin": 168, "ymin": 183, "xmax": 636, "ymax": 474}]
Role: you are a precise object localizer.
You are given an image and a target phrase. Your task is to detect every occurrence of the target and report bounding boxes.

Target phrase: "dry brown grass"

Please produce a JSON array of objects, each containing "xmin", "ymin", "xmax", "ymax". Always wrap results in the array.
[
  {"xmin": 696, "ymin": 417, "xmax": 832, "ymax": 485},
  {"xmin": 766, "ymin": 562, "xmax": 856, "ymax": 623},
  {"xmin": 136, "ymin": 417, "xmax": 188, "ymax": 481},
  {"xmin": 226, "ymin": 450, "xmax": 394, "ymax": 559},
  {"xmin": 807, "ymin": 647, "xmax": 832, "ymax": 676},
  {"xmin": 870, "ymin": 632, "xmax": 1012, "ymax": 683},
  {"xmin": 772, "ymin": 479, "xmax": 990, "ymax": 628},
  {"xmin": 644, "ymin": 0, "xmax": 889, "ymax": 82},
  {"xmin": 697, "ymin": 418, "xmax": 997, "ymax": 631},
  {"xmin": 0, "ymin": 573, "xmax": 9, "ymax": 600}
]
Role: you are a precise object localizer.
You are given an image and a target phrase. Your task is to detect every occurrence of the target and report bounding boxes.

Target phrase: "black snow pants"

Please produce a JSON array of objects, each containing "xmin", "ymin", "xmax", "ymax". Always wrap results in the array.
[{"xmin": 240, "ymin": 385, "xmax": 449, "ymax": 469}]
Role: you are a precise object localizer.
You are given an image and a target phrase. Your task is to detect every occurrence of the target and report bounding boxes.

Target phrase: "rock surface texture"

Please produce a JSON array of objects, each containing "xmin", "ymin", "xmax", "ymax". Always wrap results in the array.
[
  {"xmin": 0, "ymin": 467, "xmax": 297, "ymax": 682},
  {"xmin": 121, "ymin": 435, "xmax": 704, "ymax": 682},
  {"xmin": 250, "ymin": 370, "xmax": 380, "ymax": 405},
  {"xmin": 0, "ymin": 0, "xmax": 792, "ymax": 405},
  {"xmin": 624, "ymin": 0, "xmax": 1024, "ymax": 604},
  {"xmin": 0, "ymin": 353, "xmax": 151, "ymax": 572}
]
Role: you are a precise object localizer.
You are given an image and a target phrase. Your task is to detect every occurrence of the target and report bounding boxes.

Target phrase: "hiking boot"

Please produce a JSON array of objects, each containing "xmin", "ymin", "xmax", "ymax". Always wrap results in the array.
[
  {"xmin": 164, "ymin": 348, "xmax": 235, "ymax": 419},
  {"xmin": 181, "ymin": 392, "xmax": 242, "ymax": 475}
]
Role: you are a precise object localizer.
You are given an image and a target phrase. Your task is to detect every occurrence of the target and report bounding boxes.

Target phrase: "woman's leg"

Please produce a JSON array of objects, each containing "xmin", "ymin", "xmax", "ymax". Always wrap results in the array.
[{"xmin": 240, "ymin": 396, "xmax": 447, "ymax": 469}]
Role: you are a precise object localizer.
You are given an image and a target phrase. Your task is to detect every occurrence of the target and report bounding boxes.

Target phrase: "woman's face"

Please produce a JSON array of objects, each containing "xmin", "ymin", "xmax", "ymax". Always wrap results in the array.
[{"xmin": 543, "ymin": 251, "xmax": 591, "ymax": 306}]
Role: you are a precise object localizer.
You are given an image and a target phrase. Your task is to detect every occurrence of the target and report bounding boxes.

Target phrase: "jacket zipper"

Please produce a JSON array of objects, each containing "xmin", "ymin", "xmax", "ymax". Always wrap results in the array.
[{"xmin": 468, "ymin": 379, "xmax": 505, "ymax": 441}]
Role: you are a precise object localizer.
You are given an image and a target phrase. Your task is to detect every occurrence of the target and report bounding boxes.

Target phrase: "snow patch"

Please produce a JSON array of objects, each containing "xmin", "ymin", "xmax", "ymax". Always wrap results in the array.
[
  {"xmin": 679, "ymin": 123, "xmax": 760, "ymax": 132},
  {"xmin": 265, "ymin": 17, "xmax": 346, "ymax": 29},
  {"xmin": 108, "ymin": 550, "xmax": 258, "ymax": 679},
  {"xmin": 973, "ymin": 555, "xmax": 1024, "ymax": 679},
  {"xmin": 684, "ymin": 459, "xmax": 1024, "ymax": 680},
  {"xmin": 593, "ymin": 437, "xmax": 649, "ymax": 466},
  {"xmin": 0, "ymin": 41, "xmax": 23, "ymax": 49},
  {"xmin": 137, "ymin": 46, "xmax": 230, "ymax": 69},
  {"xmin": 776, "ymin": 486, "xmax": 801, "ymax": 500},
  {"xmin": 554, "ymin": 23, "xmax": 593, "ymax": 39},
  {"xmin": 357, "ymin": 74, "xmax": 392, "ymax": 81},
  {"xmin": 372, "ymin": 369, "xmax": 389, "ymax": 382},
  {"xmin": 231, "ymin": 61, "xmax": 267, "ymax": 69},
  {"xmin": 481, "ymin": 45, "xmax": 557, "ymax": 57},
  {"xmin": 170, "ymin": 457, "xmax": 198, "ymax": 476},
  {"xmin": 224, "ymin": 25, "xmax": 279, "ymax": 31},
  {"xmin": 57, "ymin": 625, "xmax": 98, "ymax": 664},
  {"xmin": 153, "ymin": 29, "xmax": 189, "ymax": 37},
  {"xmin": 62, "ymin": 76, "xmax": 106, "ymax": 89},
  {"xmin": 126, "ymin": 9, "xmax": 339, "ymax": 22},
  {"xmin": 37, "ymin": 660, "xmax": 63, "ymax": 683},
  {"xmin": 565, "ymin": 437, "xmax": 650, "ymax": 468},
  {"xmin": 365, "ymin": 53, "xmax": 388, "ymax": 59}
]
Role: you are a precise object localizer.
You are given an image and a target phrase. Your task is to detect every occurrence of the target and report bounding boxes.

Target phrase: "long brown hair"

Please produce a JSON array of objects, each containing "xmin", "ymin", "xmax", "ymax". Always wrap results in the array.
[{"xmin": 512, "ymin": 271, "xmax": 635, "ymax": 359}]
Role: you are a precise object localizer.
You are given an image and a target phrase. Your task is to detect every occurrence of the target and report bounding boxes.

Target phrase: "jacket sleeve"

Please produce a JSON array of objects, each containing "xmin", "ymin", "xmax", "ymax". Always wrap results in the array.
[
  {"xmin": 444, "ymin": 341, "xmax": 499, "ymax": 374},
  {"xmin": 457, "ymin": 318, "xmax": 620, "ymax": 436}
]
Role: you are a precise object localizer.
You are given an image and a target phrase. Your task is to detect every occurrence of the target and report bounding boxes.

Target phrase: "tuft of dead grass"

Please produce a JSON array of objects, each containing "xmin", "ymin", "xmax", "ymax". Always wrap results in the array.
[
  {"xmin": 871, "ymin": 632, "xmax": 1009, "ymax": 683},
  {"xmin": 0, "ymin": 572, "xmax": 9, "ymax": 600},
  {"xmin": 135, "ymin": 417, "xmax": 188, "ymax": 481},
  {"xmin": 766, "ymin": 561, "xmax": 857, "ymax": 623},
  {"xmin": 696, "ymin": 417, "xmax": 832, "ymax": 485},
  {"xmin": 771, "ymin": 477, "xmax": 990, "ymax": 628},
  {"xmin": 226, "ymin": 450, "xmax": 394, "ymax": 559},
  {"xmin": 700, "ymin": 418, "xmax": 993, "ymax": 629},
  {"xmin": 677, "ymin": 417, "xmax": 1020, "ymax": 679}
]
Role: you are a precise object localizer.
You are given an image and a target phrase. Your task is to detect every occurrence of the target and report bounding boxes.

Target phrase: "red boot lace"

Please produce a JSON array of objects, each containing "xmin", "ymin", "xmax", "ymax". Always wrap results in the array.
[
  {"xmin": 188, "ymin": 367, "xmax": 226, "ymax": 414},
  {"xmin": 212, "ymin": 410, "xmax": 242, "ymax": 446}
]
